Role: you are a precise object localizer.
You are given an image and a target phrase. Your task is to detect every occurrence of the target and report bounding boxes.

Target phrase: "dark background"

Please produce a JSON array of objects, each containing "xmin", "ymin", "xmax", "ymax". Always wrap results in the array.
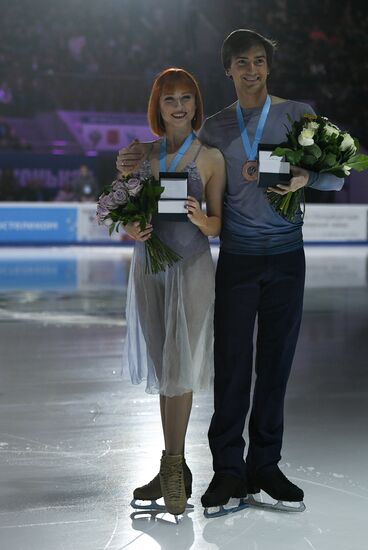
[{"xmin": 1, "ymin": 0, "xmax": 367, "ymax": 202}]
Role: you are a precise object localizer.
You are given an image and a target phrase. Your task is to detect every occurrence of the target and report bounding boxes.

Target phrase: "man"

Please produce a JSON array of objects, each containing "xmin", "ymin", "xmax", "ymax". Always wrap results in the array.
[
  {"xmin": 116, "ymin": 29, "xmax": 344, "ymax": 514},
  {"xmin": 72, "ymin": 164, "xmax": 98, "ymax": 202},
  {"xmin": 197, "ymin": 29, "xmax": 343, "ymax": 513}
]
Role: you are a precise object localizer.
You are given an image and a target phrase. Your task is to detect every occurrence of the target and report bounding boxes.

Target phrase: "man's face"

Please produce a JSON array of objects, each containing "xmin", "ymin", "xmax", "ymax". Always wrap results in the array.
[{"xmin": 227, "ymin": 45, "xmax": 268, "ymax": 96}]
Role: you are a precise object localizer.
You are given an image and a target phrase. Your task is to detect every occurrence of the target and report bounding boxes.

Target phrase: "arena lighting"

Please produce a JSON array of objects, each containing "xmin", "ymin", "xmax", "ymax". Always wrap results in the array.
[{"xmin": 52, "ymin": 141, "xmax": 67, "ymax": 146}]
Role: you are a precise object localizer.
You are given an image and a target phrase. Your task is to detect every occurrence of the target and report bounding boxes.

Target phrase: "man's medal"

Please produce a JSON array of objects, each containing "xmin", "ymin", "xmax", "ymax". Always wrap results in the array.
[{"xmin": 236, "ymin": 95, "xmax": 271, "ymax": 182}]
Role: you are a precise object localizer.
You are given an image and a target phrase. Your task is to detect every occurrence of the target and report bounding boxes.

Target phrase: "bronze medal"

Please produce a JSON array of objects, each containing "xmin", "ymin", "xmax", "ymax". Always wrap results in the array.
[{"xmin": 242, "ymin": 160, "xmax": 258, "ymax": 182}]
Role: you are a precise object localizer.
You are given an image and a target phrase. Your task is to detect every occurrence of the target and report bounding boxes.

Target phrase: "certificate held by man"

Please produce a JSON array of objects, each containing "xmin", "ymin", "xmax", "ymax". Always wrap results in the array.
[{"xmin": 257, "ymin": 146, "xmax": 291, "ymax": 188}]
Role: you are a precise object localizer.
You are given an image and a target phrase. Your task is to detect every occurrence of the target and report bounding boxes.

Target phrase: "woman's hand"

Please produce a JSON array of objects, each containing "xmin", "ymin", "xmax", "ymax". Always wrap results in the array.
[
  {"xmin": 116, "ymin": 139, "xmax": 145, "ymax": 176},
  {"xmin": 186, "ymin": 196, "xmax": 207, "ymax": 228},
  {"xmin": 267, "ymin": 166, "xmax": 309, "ymax": 195},
  {"xmin": 124, "ymin": 221, "xmax": 153, "ymax": 241}
]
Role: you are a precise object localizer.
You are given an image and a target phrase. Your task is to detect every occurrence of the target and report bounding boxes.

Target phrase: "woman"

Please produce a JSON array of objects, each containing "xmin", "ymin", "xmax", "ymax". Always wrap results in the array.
[{"xmin": 122, "ymin": 68, "xmax": 225, "ymax": 517}]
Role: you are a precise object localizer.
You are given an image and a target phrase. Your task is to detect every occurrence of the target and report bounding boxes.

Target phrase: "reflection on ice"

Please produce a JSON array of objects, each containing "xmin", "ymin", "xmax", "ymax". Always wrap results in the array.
[{"xmin": 0, "ymin": 245, "xmax": 367, "ymax": 550}]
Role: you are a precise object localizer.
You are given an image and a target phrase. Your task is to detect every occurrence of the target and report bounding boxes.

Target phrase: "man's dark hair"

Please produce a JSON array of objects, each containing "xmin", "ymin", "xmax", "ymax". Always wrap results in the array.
[{"xmin": 221, "ymin": 29, "xmax": 277, "ymax": 71}]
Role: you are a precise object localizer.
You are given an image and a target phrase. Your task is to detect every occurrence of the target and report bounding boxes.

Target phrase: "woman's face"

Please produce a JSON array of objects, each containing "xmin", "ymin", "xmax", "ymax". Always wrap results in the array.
[{"xmin": 159, "ymin": 87, "xmax": 196, "ymax": 131}]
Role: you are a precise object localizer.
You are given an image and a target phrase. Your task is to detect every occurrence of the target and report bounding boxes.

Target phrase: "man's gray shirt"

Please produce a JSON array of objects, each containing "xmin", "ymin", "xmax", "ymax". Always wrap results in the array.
[{"xmin": 199, "ymin": 100, "xmax": 344, "ymax": 255}]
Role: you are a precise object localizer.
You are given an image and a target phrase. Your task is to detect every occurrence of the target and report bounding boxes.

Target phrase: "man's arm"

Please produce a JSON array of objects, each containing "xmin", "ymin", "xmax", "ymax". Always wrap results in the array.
[
  {"xmin": 306, "ymin": 171, "xmax": 344, "ymax": 191},
  {"xmin": 198, "ymin": 118, "xmax": 217, "ymax": 148},
  {"xmin": 116, "ymin": 139, "xmax": 146, "ymax": 175}
]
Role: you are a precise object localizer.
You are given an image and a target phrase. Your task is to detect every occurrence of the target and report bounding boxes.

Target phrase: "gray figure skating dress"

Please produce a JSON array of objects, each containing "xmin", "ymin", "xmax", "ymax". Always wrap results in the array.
[{"xmin": 125, "ymin": 152, "xmax": 215, "ymax": 397}]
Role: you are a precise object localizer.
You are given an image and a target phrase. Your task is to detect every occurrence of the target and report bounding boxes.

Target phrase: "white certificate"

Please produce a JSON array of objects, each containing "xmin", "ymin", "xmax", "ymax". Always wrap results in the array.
[
  {"xmin": 160, "ymin": 177, "xmax": 188, "ymax": 199},
  {"xmin": 158, "ymin": 200, "xmax": 187, "ymax": 214}
]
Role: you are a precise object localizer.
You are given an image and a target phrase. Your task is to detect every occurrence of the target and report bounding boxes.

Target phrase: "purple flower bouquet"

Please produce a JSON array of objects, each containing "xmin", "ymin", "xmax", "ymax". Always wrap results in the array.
[{"xmin": 96, "ymin": 174, "xmax": 181, "ymax": 274}]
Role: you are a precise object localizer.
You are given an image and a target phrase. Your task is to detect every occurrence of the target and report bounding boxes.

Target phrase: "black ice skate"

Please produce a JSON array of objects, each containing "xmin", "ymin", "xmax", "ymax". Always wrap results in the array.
[
  {"xmin": 246, "ymin": 465, "xmax": 306, "ymax": 512},
  {"xmin": 130, "ymin": 453, "xmax": 194, "ymax": 512},
  {"xmin": 201, "ymin": 473, "xmax": 249, "ymax": 518}
]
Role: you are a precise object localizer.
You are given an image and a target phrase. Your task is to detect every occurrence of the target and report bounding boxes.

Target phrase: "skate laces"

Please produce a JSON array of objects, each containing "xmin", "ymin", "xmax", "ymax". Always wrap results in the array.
[{"xmin": 160, "ymin": 460, "xmax": 185, "ymax": 499}]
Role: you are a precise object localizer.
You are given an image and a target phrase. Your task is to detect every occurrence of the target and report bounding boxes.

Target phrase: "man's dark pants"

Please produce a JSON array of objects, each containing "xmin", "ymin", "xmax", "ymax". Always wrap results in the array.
[{"xmin": 209, "ymin": 248, "xmax": 306, "ymax": 479}]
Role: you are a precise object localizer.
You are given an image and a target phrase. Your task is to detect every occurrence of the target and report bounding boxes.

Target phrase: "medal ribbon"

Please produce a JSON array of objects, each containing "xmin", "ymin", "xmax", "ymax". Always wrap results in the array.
[
  {"xmin": 159, "ymin": 131, "xmax": 196, "ymax": 172},
  {"xmin": 236, "ymin": 95, "xmax": 271, "ymax": 161}
]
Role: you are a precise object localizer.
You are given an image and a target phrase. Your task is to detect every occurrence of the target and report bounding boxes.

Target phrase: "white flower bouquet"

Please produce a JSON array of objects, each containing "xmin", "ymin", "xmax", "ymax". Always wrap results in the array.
[
  {"xmin": 269, "ymin": 114, "xmax": 368, "ymax": 221},
  {"xmin": 96, "ymin": 174, "xmax": 181, "ymax": 274}
]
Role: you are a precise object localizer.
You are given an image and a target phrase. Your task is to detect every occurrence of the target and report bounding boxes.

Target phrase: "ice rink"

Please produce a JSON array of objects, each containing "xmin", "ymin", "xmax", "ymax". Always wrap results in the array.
[{"xmin": 0, "ymin": 245, "xmax": 367, "ymax": 550}]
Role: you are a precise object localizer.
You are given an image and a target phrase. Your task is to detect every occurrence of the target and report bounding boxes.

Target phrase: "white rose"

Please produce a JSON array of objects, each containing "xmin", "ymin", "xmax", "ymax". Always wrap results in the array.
[
  {"xmin": 325, "ymin": 124, "xmax": 339, "ymax": 137},
  {"xmin": 340, "ymin": 133, "xmax": 356, "ymax": 153},
  {"xmin": 307, "ymin": 121, "xmax": 319, "ymax": 130},
  {"xmin": 298, "ymin": 128, "xmax": 315, "ymax": 147},
  {"xmin": 342, "ymin": 165, "xmax": 351, "ymax": 175}
]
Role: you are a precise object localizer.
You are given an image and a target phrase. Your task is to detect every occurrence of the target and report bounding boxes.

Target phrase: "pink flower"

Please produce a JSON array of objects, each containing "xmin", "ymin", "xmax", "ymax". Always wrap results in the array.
[
  {"xmin": 96, "ymin": 203, "xmax": 110, "ymax": 225},
  {"xmin": 98, "ymin": 195, "xmax": 110, "ymax": 209},
  {"xmin": 104, "ymin": 192, "xmax": 118, "ymax": 209},
  {"xmin": 112, "ymin": 179, "xmax": 126, "ymax": 191},
  {"xmin": 113, "ymin": 188, "xmax": 129, "ymax": 205},
  {"xmin": 125, "ymin": 177, "xmax": 143, "ymax": 197}
]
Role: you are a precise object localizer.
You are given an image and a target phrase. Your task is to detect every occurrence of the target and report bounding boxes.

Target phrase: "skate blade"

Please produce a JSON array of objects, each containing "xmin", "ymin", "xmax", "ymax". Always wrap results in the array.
[
  {"xmin": 204, "ymin": 498, "xmax": 249, "ymax": 518},
  {"xmin": 130, "ymin": 499, "xmax": 166, "ymax": 511},
  {"xmin": 130, "ymin": 499, "xmax": 194, "ymax": 512},
  {"xmin": 246, "ymin": 495, "xmax": 306, "ymax": 513}
]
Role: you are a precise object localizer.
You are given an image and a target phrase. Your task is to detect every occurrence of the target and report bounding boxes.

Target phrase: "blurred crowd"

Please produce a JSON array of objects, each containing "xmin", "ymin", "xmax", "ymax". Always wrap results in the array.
[
  {"xmin": 1, "ymin": 0, "xmax": 366, "ymax": 204},
  {"xmin": 0, "ymin": 164, "xmax": 99, "ymax": 202},
  {"xmin": 0, "ymin": 0, "xmax": 367, "ymax": 148},
  {"xmin": 0, "ymin": 118, "xmax": 31, "ymax": 151}
]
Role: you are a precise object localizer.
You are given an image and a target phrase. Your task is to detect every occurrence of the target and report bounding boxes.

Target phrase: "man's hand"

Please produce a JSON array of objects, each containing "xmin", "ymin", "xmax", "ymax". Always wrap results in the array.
[
  {"xmin": 124, "ymin": 221, "xmax": 153, "ymax": 242},
  {"xmin": 267, "ymin": 166, "xmax": 309, "ymax": 195},
  {"xmin": 116, "ymin": 139, "xmax": 145, "ymax": 175}
]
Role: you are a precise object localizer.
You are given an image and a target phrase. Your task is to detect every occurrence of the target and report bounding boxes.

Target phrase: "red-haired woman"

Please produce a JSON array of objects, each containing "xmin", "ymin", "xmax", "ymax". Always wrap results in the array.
[{"xmin": 122, "ymin": 68, "xmax": 225, "ymax": 517}]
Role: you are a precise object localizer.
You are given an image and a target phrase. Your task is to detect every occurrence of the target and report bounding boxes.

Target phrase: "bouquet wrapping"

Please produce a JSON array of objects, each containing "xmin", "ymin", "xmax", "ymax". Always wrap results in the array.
[
  {"xmin": 269, "ymin": 114, "xmax": 368, "ymax": 221},
  {"xmin": 96, "ymin": 174, "xmax": 182, "ymax": 274}
]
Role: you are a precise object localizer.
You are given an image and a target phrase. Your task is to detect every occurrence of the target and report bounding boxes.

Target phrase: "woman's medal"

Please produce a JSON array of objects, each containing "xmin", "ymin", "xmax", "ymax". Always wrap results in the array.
[
  {"xmin": 236, "ymin": 95, "xmax": 271, "ymax": 182},
  {"xmin": 158, "ymin": 131, "xmax": 196, "ymax": 222},
  {"xmin": 159, "ymin": 131, "xmax": 196, "ymax": 172}
]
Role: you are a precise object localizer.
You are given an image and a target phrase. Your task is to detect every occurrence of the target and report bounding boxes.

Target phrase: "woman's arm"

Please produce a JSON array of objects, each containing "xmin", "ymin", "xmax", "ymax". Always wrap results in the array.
[{"xmin": 186, "ymin": 147, "xmax": 226, "ymax": 237}]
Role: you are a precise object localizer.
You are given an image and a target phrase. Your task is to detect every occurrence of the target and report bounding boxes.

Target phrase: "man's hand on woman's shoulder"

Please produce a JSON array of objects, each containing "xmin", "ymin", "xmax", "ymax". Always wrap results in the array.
[{"xmin": 116, "ymin": 139, "xmax": 145, "ymax": 175}]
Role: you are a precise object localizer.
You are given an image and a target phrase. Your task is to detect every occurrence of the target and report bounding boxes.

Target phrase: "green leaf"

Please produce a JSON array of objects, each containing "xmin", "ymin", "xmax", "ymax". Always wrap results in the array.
[
  {"xmin": 301, "ymin": 154, "xmax": 318, "ymax": 166},
  {"xmin": 271, "ymin": 145, "xmax": 304, "ymax": 166},
  {"xmin": 346, "ymin": 155, "xmax": 368, "ymax": 172},
  {"xmin": 285, "ymin": 149, "xmax": 304, "ymax": 164},
  {"xmin": 272, "ymin": 146, "xmax": 289, "ymax": 157},
  {"xmin": 323, "ymin": 152, "xmax": 337, "ymax": 167},
  {"xmin": 305, "ymin": 143, "xmax": 322, "ymax": 159}
]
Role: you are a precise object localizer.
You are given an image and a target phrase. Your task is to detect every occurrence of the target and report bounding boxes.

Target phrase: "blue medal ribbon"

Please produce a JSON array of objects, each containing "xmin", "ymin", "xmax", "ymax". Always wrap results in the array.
[
  {"xmin": 236, "ymin": 95, "xmax": 271, "ymax": 161},
  {"xmin": 159, "ymin": 131, "xmax": 196, "ymax": 172}
]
